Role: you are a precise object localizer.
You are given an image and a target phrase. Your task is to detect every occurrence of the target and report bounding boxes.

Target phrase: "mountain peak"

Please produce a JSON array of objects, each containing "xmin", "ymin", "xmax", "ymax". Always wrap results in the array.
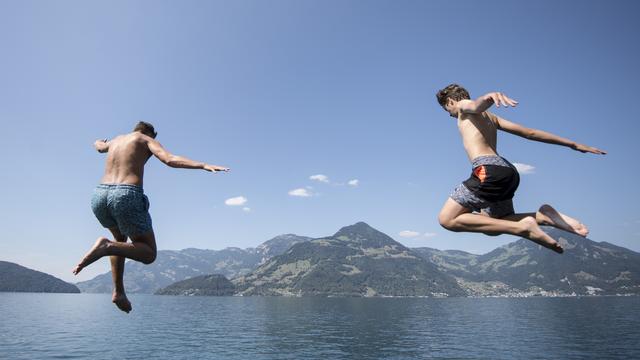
[
  {"xmin": 333, "ymin": 222, "xmax": 378, "ymax": 238},
  {"xmin": 332, "ymin": 222, "xmax": 399, "ymax": 248}
]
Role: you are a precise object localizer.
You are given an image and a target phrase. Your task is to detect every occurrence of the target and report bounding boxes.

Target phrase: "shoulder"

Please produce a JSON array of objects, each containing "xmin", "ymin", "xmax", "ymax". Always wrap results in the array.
[
  {"xmin": 107, "ymin": 134, "xmax": 124, "ymax": 145},
  {"xmin": 456, "ymin": 99, "xmax": 477, "ymax": 114},
  {"xmin": 458, "ymin": 108, "xmax": 486, "ymax": 122},
  {"xmin": 457, "ymin": 99, "xmax": 474, "ymax": 107},
  {"xmin": 131, "ymin": 132, "xmax": 153, "ymax": 144}
]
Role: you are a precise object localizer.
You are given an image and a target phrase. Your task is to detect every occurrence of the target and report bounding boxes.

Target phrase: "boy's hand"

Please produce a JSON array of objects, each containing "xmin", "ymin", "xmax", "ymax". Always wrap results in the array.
[
  {"xmin": 94, "ymin": 139, "xmax": 109, "ymax": 153},
  {"xmin": 488, "ymin": 92, "xmax": 518, "ymax": 108},
  {"xmin": 572, "ymin": 143, "xmax": 607, "ymax": 155},
  {"xmin": 204, "ymin": 164, "xmax": 230, "ymax": 172}
]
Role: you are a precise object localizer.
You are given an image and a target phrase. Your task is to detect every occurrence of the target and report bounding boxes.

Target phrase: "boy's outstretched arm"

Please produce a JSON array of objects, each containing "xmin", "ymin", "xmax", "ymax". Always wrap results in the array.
[
  {"xmin": 146, "ymin": 137, "xmax": 230, "ymax": 172},
  {"xmin": 94, "ymin": 139, "xmax": 109, "ymax": 153},
  {"xmin": 457, "ymin": 92, "xmax": 519, "ymax": 114},
  {"xmin": 489, "ymin": 113, "xmax": 607, "ymax": 155}
]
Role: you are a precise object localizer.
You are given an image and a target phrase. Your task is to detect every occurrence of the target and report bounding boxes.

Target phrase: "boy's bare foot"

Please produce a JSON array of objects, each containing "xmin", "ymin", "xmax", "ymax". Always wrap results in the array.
[
  {"xmin": 520, "ymin": 217, "xmax": 564, "ymax": 254},
  {"xmin": 72, "ymin": 237, "xmax": 110, "ymax": 275},
  {"xmin": 537, "ymin": 204, "xmax": 589, "ymax": 237},
  {"xmin": 112, "ymin": 292, "xmax": 132, "ymax": 313}
]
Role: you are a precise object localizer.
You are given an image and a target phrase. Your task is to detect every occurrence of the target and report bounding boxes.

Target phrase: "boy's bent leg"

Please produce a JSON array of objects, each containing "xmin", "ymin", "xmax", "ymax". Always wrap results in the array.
[
  {"xmin": 439, "ymin": 198, "xmax": 523, "ymax": 234},
  {"xmin": 107, "ymin": 227, "xmax": 132, "ymax": 313},
  {"xmin": 438, "ymin": 198, "xmax": 563, "ymax": 254},
  {"xmin": 72, "ymin": 230, "xmax": 157, "ymax": 275},
  {"xmin": 129, "ymin": 230, "xmax": 157, "ymax": 263}
]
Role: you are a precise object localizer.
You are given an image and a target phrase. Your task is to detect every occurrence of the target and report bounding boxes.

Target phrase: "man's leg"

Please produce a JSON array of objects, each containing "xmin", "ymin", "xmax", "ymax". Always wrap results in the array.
[
  {"xmin": 72, "ymin": 231, "xmax": 157, "ymax": 275},
  {"xmin": 438, "ymin": 198, "xmax": 563, "ymax": 253},
  {"xmin": 107, "ymin": 227, "xmax": 132, "ymax": 313},
  {"xmin": 500, "ymin": 204, "xmax": 588, "ymax": 237}
]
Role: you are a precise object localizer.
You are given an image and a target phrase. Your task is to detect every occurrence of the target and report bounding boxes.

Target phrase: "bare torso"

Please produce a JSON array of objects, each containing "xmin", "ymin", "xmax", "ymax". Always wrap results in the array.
[
  {"xmin": 100, "ymin": 133, "xmax": 152, "ymax": 186},
  {"xmin": 457, "ymin": 111, "xmax": 499, "ymax": 162}
]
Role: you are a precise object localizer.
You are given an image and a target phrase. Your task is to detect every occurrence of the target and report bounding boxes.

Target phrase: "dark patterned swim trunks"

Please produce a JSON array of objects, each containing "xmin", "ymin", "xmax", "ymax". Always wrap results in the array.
[
  {"xmin": 91, "ymin": 184, "xmax": 153, "ymax": 237},
  {"xmin": 450, "ymin": 155, "xmax": 520, "ymax": 218}
]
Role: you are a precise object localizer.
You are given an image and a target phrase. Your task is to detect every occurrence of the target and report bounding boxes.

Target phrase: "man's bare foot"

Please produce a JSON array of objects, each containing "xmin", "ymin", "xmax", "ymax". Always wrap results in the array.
[
  {"xmin": 72, "ymin": 237, "xmax": 110, "ymax": 275},
  {"xmin": 112, "ymin": 292, "xmax": 132, "ymax": 313},
  {"xmin": 537, "ymin": 204, "xmax": 589, "ymax": 237},
  {"xmin": 520, "ymin": 217, "xmax": 564, "ymax": 254}
]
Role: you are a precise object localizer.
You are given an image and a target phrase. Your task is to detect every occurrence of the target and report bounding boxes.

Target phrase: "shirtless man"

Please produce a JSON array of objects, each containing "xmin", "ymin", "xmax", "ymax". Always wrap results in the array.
[
  {"xmin": 72, "ymin": 121, "xmax": 229, "ymax": 312},
  {"xmin": 435, "ymin": 84, "xmax": 606, "ymax": 253}
]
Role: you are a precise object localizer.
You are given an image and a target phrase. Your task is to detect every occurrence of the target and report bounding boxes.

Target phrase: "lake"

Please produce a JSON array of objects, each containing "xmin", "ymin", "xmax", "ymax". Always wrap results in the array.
[{"xmin": 1, "ymin": 293, "xmax": 638, "ymax": 359}]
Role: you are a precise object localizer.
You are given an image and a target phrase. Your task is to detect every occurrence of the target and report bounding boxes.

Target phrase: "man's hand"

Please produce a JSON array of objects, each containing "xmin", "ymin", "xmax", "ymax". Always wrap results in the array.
[
  {"xmin": 94, "ymin": 139, "xmax": 109, "ymax": 153},
  {"xmin": 571, "ymin": 143, "xmax": 607, "ymax": 155},
  {"xmin": 487, "ymin": 92, "xmax": 518, "ymax": 108},
  {"xmin": 204, "ymin": 164, "xmax": 230, "ymax": 172}
]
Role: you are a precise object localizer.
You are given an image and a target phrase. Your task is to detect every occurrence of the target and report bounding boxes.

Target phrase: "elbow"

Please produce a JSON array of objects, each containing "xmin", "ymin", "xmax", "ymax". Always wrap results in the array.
[
  {"xmin": 165, "ymin": 155, "xmax": 179, "ymax": 167},
  {"xmin": 525, "ymin": 129, "xmax": 536, "ymax": 139}
]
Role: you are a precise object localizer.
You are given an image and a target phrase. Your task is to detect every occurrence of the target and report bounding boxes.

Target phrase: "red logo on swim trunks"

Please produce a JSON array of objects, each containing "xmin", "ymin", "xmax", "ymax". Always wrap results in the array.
[{"xmin": 474, "ymin": 166, "xmax": 487, "ymax": 183}]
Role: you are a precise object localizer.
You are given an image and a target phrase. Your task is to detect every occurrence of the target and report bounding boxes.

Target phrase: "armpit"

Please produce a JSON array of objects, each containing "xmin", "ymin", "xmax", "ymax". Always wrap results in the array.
[{"xmin": 484, "ymin": 111, "xmax": 500, "ymax": 128}]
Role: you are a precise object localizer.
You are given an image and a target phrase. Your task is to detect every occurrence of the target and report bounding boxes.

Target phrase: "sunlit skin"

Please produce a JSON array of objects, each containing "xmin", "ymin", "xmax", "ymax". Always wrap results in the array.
[
  {"xmin": 72, "ymin": 128, "xmax": 229, "ymax": 313},
  {"xmin": 438, "ymin": 91, "xmax": 606, "ymax": 253}
]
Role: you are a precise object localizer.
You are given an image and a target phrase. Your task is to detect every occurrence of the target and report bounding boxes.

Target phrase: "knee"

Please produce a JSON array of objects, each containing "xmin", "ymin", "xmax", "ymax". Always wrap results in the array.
[
  {"xmin": 142, "ymin": 250, "xmax": 157, "ymax": 265},
  {"xmin": 539, "ymin": 204, "xmax": 552, "ymax": 212},
  {"xmin": 438, "ymin": 214, "xmax": 458, "ymax": 232}
]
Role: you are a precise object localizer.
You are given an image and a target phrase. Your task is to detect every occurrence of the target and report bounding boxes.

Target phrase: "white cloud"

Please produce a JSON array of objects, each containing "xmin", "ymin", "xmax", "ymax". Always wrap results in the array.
[
  {"xmin": 288, "ymin": 188, "xmax": 313, "ymax": 197},
  {"xmin": 310, "ymin": 174, "xmax": 330, "ymax": 183},
  {"xmin": 399, "ymin": 230, "xmax": 421, "ymax": 238},
  {"xmin": 242, "ymin": 207, "xmax": 251, "ymax": 213},
  {"xmin": 225, "ymin": 196, "xmax": 248, "ymax": 206},
  {"xmin": 423, "ymin": 232, "xmax": 437, "ymax": 238},
  {"xmin": 513, "ymin": 163, "xmax": 535, "ymax": 174},
  {"xmin": 348, "ymin": 179, "xmax": 359, "ymax": 187}
]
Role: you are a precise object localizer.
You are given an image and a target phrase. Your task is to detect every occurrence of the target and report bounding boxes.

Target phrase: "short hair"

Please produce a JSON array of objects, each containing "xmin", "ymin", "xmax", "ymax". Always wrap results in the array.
[
  {"xmin": 133, "ymin": 121, "xmax": 157, "ymax": 138},
  {"xmin": 436, "ymin": 84, "xmax": 471, "ymax": 107}
]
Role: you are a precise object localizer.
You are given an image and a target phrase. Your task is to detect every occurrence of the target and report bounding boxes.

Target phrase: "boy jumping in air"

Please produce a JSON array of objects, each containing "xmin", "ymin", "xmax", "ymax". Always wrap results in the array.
[
  {"xmin": 436, "ymin": 84, "xmax": 605, "ymax": 253},
  {"xmin": 72, "ymin": 121, "xmax": 229, "ymax": 312}
]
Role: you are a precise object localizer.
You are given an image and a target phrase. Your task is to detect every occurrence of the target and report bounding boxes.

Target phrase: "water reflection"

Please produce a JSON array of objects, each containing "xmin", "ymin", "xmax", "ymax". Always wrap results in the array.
[{"xmin": 0, "ymin": 294, "xmax": 639, "ymax": 360}]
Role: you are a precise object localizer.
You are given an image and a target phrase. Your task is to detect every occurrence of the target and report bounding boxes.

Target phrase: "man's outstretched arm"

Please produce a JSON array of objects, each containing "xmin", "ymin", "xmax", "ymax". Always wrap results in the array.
[
  {"xmin": 489, "ymin": 113, "xmax": 607, "ymax": 155},
  {"xmin": 146, "ymin": 137, "xmax": 230, "ymax": 172},
  {"xmin": 457, "ymin": 92, "xmax": 519, "ymax": 114},
  {"xmin": 94, "ymin": 139, "xmax": 110, "ymax": 153}
]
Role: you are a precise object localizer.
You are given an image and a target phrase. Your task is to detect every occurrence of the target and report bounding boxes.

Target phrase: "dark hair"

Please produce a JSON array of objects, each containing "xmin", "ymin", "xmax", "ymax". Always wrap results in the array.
[
  {"xmin": 436, "ymin": 84, "xmax": 470, "ymax": 107},
  {"xmin": 133, "ymin": 121, "xmax": 157, "ymax": 138}
]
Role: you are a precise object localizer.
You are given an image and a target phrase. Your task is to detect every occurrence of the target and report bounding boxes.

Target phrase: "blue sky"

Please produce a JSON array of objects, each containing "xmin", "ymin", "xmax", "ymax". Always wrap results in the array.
[{"xmin": 1, "ymin": 0, "xmax": 638, "ymax": 282}]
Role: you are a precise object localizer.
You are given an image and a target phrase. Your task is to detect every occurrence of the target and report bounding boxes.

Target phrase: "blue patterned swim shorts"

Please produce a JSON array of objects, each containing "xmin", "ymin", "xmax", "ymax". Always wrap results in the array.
[{"xmin": 91, "ymin": 184, "xmax": 153, "ymax": 237}]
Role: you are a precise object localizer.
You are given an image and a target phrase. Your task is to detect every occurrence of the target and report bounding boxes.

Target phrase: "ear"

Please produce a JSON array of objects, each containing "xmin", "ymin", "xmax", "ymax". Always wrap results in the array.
[{"xmin": 446, "ymin": 98, "xmax": 456, "ymax": 107}]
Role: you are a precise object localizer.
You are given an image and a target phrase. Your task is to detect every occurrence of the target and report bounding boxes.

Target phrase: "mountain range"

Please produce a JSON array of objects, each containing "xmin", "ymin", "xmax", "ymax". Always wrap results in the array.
[
  {"xmin": 77, "ymin": 222, "xmax": 640, "ymax": 297},
  {"xmin": 76, "ymin": 234, "xmax": 311, "ymax": 293},
  {"xmin": 233, "ymin": 222, "xmax": 464, "ymax": 296},
  {"xmin": 414, "ymin": 227, "xmax": 640, "ymax": 296}
]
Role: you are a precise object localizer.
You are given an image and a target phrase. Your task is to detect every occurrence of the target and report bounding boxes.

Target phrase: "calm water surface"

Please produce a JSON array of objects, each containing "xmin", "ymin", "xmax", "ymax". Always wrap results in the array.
[{"xmin": 1, "ymin": 294, "xmax": 638, "ymax": 359}]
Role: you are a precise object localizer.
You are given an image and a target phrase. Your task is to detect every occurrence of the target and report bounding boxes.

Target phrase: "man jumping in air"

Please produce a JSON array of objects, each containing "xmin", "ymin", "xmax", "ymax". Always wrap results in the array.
[
  {"xmin": 436, "ymin": 84, "xmax": 605, "ymax": 253},
  {"xmin": 72, "ymin": 121, "xmax": 229, "ymax": 312}
]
